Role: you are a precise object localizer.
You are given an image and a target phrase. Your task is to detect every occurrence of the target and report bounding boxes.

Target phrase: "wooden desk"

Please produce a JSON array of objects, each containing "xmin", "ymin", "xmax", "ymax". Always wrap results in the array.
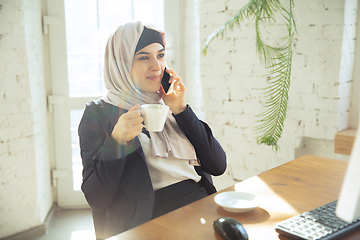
[{"xmin": 110, "ymin": 155, "xmax": 360, "ymax": 240}]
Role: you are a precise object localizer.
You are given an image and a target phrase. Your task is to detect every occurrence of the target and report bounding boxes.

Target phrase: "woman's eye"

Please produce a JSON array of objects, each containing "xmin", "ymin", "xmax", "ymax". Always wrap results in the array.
[
  {"xmin": 158, "ymin": 53, "xmax": 165, "ymax": 58},
  {"xmin": 138, "ymin": 56, "xmax": 148, "ymax": 60}
]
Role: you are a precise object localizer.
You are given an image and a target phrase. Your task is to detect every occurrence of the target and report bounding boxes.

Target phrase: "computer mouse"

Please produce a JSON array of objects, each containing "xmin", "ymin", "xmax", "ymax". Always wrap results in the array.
[{"xmin": 213, "ymin": 217, "xmax": 249, "ymax": 240}]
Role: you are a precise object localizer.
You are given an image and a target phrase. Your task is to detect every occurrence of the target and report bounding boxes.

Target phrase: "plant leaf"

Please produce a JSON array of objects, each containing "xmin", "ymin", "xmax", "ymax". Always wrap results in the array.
[{"xmin": 202, "ymin": 0, "xmax": 297, "ymax": 150}]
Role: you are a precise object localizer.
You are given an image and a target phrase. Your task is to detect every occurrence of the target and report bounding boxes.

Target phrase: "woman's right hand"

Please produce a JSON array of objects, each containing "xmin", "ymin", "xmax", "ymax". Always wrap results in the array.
[{"xmin": 111, "ymin": 104, "xmax": 144, "ymax": 145}]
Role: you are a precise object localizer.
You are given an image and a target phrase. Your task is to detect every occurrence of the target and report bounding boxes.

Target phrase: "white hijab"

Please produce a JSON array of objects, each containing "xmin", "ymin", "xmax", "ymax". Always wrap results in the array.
[{"xmin": 102, "ymin": 21, "xmax": 198, "ymax": 162}]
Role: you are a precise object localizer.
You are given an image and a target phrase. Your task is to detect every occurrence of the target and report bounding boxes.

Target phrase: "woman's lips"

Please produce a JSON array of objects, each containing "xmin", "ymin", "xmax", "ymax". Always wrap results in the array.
[{"xmin": 147, "ymin": 75, "xmax": 161, "ymax": 81}]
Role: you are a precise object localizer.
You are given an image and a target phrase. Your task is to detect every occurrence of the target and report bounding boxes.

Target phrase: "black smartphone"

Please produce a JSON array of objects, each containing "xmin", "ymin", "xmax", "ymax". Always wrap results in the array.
[{"xmin": 161, "ymin": 67, "xmax": 171, "ymax": 94}]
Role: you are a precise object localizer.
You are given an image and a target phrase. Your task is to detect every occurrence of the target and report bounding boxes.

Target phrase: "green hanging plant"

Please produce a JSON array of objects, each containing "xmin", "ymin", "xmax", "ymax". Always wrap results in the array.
[{"xmin": 202, "ymin": 0, "xmax": 297, "ymax": 151}]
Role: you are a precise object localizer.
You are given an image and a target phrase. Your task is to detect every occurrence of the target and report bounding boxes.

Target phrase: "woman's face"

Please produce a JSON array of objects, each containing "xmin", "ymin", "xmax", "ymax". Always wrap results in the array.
[{"xmin": 131, "ymin": 43, "xmax": 165, "ymax": 93}]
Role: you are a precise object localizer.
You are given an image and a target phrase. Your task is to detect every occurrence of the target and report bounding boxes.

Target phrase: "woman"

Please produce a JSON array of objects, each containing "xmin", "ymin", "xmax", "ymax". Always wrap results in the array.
[{"xmin": 78, "ymin": 21, "xmax": 227, "ymax": 239}]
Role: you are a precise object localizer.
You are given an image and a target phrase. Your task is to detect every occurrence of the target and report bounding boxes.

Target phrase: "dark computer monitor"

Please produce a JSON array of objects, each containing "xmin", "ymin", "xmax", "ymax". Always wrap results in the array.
[{"xmin": 336, "ymin": 129, "xmax": 360, "ymax": 222}]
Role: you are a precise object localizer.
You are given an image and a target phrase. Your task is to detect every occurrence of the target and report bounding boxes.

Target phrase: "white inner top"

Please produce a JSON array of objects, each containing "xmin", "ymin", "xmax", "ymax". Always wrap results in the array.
[{"xmin": 138, "ymin": 133, "xmax": 201, "ymax": 190}]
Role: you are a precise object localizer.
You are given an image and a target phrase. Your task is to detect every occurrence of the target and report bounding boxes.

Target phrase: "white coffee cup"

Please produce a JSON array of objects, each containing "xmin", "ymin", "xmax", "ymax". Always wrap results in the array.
[{"xmin": 140, "ymin": 104, "xmax": 170, "ymax": 132}]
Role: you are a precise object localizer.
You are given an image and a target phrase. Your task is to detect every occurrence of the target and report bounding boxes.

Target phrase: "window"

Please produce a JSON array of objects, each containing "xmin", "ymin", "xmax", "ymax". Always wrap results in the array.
[{"xmin": 47, "ymin": 0, "xmax": 180, "ymax": 207}]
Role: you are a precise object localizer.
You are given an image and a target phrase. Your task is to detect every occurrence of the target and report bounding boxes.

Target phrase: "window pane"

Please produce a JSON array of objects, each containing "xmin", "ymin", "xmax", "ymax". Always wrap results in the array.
[
  {"xmin": 64, "ymin": 0, "xmax": 164, "ymax": 191},
  {"xmin": 134, "ymin": 0, "xmax": 164, "ymax": 29},
  {"xmin": 64, "ymin": 0, "xmax": 164, "ymax": 97},
  {"xmin": 70, "ymin": 110, "xmax": 83, "ymax": 191}
]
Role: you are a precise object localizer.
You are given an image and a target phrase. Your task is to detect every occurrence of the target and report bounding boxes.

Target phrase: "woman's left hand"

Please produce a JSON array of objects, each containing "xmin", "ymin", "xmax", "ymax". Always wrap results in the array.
[{"xmin": 159, "ymin": 68, "xmax": 187, "ymax": 115}]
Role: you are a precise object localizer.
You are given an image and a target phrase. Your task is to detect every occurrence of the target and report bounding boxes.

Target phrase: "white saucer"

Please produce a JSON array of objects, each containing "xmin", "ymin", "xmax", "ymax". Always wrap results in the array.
[{"xmin": 214, "ymin": 191, "xmax": 262, "ymax": 213}]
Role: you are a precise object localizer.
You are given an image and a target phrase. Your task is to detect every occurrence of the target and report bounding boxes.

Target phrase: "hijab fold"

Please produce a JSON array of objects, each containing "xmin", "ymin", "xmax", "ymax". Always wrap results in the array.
[{"xmin": 102, "ymin": 21, "xmax": 198, "ymax": 162}]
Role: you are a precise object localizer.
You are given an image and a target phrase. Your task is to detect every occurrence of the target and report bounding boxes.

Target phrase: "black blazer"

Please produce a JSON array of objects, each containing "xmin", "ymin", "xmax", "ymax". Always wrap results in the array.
[{"xmin": 78, "ymin": 99, "xmax": 226, "ymax": 239}]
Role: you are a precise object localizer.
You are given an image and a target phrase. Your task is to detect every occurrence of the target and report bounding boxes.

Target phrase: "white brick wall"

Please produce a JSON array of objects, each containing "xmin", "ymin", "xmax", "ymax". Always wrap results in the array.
[
  {"xmin": 183, "ymin": 0, "xmax": 355, "ymax": 190},
  {"xmin": 0, "ymin": 0, "xmax": 52, "ymax": 238}
]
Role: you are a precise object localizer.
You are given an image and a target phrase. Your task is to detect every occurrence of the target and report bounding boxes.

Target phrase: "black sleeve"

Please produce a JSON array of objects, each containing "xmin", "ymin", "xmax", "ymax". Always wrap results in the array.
[
  {"xmin": 78, "ymin": 101, "xmax": 140, "ymax": 211},
  {"xmin": 173, "ymin": 106, "xmax": 227, "ymax": 176}
]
